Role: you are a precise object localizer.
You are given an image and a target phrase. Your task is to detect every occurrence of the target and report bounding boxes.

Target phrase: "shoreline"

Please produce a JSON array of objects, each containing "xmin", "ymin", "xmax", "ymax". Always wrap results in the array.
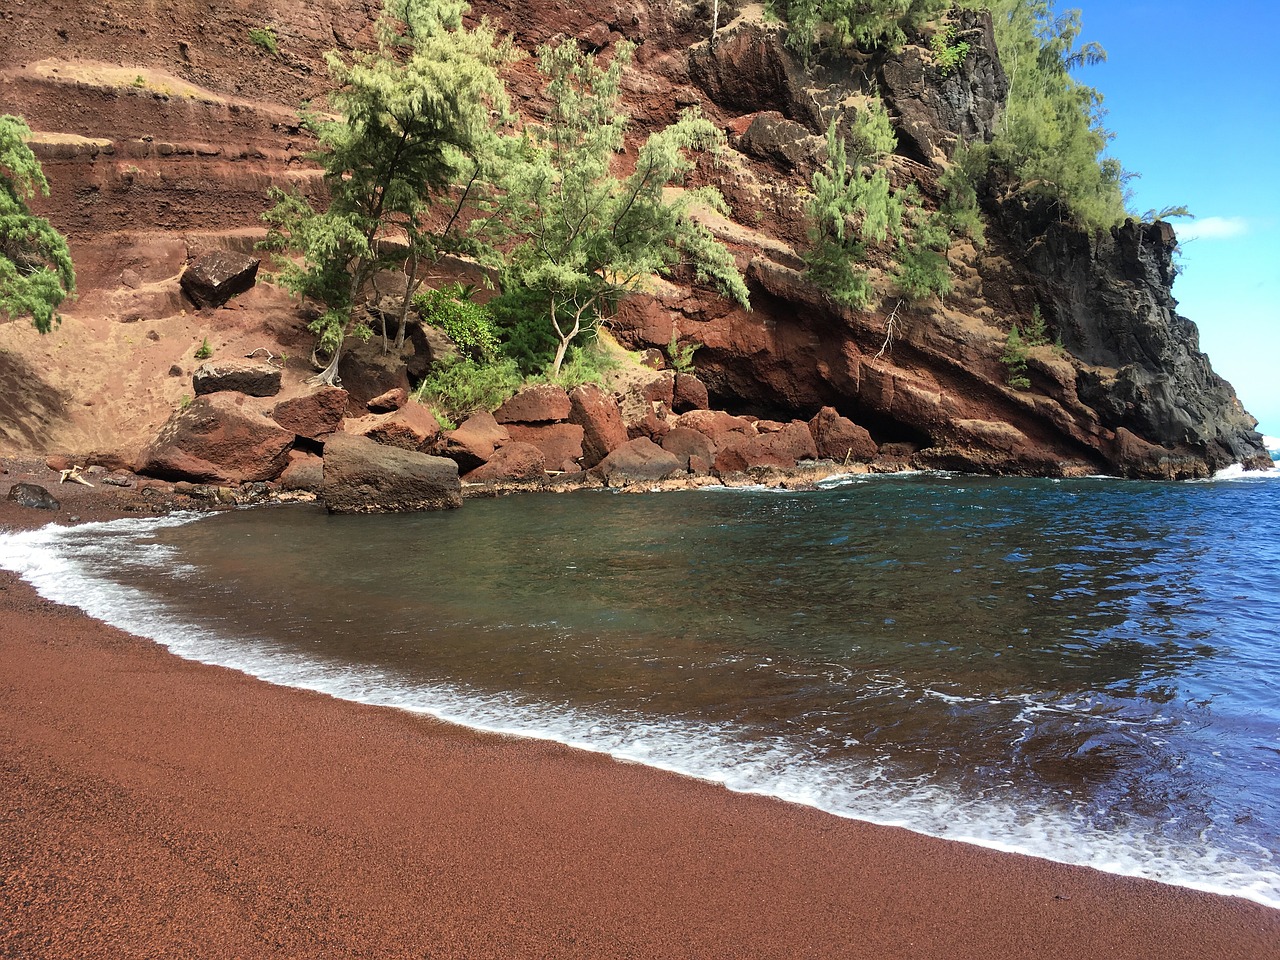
[{"xmin": 2, "ymin": 499, "xmax": 1279, "ymax": 958}]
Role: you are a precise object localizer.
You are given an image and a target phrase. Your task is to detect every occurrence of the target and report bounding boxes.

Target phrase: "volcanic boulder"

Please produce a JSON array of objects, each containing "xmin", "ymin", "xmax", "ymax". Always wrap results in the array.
[
  {"xmin": 596, "ymin": 437, "xmax": 685, "ymax": 485},
  {"xmin": 138, "ymin": 393, "xmax": 294, "ymax": 484},
  {"xmin": 272, "ymin": 387, "xmax": 349, "ymax": 440},
  {"xmin": 193, "ymin": 359, "xmax": 282, "ymax": 398},
  {"xmin": 180, "ymin": 251, "xmax": 260, "ymax": 308},
  {"xmin": 6, "ymin": 482, "xmax": 59, "ymax": 511},
  {"xmin": 320, "ymin": 432, "xmax": 461, "ymax": 514},
  {"xmin": 569, "ymin": 384, "xmax": 629, "ymax": 468}
]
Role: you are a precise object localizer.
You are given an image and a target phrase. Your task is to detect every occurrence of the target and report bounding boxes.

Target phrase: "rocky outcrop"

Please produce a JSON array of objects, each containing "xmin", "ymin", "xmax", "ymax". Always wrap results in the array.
[
  {"xmin": 319, "ymin": 433, "xmax": 461, "ymax": 514},
  {"xmin": 139, "ymin": 393, "xmax": 294, "ymax": 484},
  {"xmin": 878, "ymin": 9, "xmax": 1008, "ymax": 163},
  {"xmin": 996, "ymin": 205, "xmax": 1267, "ymax": 475}
]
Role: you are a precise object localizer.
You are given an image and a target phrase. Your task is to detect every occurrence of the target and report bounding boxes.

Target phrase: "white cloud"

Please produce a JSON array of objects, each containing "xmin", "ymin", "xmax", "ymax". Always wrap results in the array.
[{"xmin": 1175, "ymin": 216, "xmax": 1249, "ymax": 241}]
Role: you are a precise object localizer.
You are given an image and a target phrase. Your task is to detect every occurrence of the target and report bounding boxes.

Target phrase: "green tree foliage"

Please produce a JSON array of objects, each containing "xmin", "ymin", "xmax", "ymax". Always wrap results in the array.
[
  {"xmin": 804, "ymin": 104, "xmax": 905, "ymax": 309},
  {"xmin": 0, "ymin": 115, "xmax": 75, "ymax": 334},
  {"xmin": 500, "ymin": 41, "xmax": 749, "ymax": 379},
  {"xmin": 260, "ymin": 0, "xmax": 511, "ymax": 385},
  {"xmin": 1001, "ymin": 322, "xmax": 1030, "ymax": 389},
  {"xmin": 782, "ymin": 0, "xmax": 951, "ymax": 54},
  {"xmin": 986, "ymin": 0, "xmax": 1126, "ymax": 231}
]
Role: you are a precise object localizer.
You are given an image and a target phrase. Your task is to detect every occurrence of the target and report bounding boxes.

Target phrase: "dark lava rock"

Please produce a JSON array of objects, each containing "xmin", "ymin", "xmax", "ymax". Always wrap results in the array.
[
  {"xmin": 7, "ymin": 482, "xmax": 59, "ymax": 511},
  {"xmin": 193, "ymin": 359, "xmax": 282, "ymax": 398},
  {"xmin": 180, "ymin": 250, "xmax": 260, "ymax": 308},
  {"xmin": 320, "ymin": 432, "xmax": 461, "ymax": 514}
]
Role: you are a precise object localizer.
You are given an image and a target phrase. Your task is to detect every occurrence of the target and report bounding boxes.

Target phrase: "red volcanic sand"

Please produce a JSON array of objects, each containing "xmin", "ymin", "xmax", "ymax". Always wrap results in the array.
[{"xmin": 1, "ymin": 501, "xmax": 1278, "ymax": 959}]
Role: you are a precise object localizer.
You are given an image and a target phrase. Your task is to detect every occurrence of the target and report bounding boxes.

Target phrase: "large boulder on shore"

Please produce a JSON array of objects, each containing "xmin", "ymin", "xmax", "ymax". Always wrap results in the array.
[
  {"xmin": 809, "ymin": 406, "xmax": 878, "ymax": 462},
  {"xmin": 320, "ymin": 432, "xmax": 461, "ymax": 514},
  {"xmin": 180, "ymin": 250, "xmax": 260, "ymax": 308},
  {"xmin": 193, "ymin": 359, "xmax": 281, "ymax": 398},
  {"xmin": 272, "ymin": 386, "xmax": 349, "ymax": 440},
  {"xmin": 462, "ymin": 441, "xmax": 547, "ymax": 483},
  {"xmin": 440, "ymin": 411, "xmax": 510, "ymax": 472},
  {"xmin": 494, "ymin": 384, "xmax": 572, "ymax": 424},
  {"xmin": 507, "ymin": 423, "xmax": 584, "ymax": 472},
  {"xmin": 344, "ymin": 401, "xmax": 442, "ymax": 452},
  {"xmin": 569, "ymin": 384, "xmax": 629, "ymax": 468},
  {"xmin": 596, "ymin": 437, "xmax": 685, "ymax": 485},
  {"xmin": 138, "ymin": 393, "xmax": 294, "ymax": 483},
  {"xmin": 6, "ymin": 482, "xmax": 59, "ymax": 511}
]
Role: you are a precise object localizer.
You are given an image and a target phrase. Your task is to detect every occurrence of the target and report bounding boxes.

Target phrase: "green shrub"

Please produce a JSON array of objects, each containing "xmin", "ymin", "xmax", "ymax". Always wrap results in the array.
[
  {"xmin": 1023, "ymin": 304, "xmax": 1048, "ymax": 345},
  {"xmin": 413, "ymin": 284, "xmax": 499, "ymax": 361},
  {"xmin": 554, "ymin": 343, "xmax": 621, "ymax": 388},
  {"xmin": 667, "ymin": 334, "xmax": 700, "ymax": 374},
  {"xmin": 248, "ymin": 27, "xmax": 279, "ymax": 55},
  {"xmin": 194, "ymin": 336, "xmax": 213, "ymax": 360},
  {"xmin": 413, "ymin": 355, "xmax": 523, "ymax": 424},
  {"xmin": 930, "ymin": 26, "xmax": 971, "ymax": 75}
]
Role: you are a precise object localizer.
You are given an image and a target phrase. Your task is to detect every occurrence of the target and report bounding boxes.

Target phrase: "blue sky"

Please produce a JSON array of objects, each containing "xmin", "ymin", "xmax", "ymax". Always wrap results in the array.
[{"xmin": 1075, "ymin": 2, "xmax": 1280, "ymax": 435}]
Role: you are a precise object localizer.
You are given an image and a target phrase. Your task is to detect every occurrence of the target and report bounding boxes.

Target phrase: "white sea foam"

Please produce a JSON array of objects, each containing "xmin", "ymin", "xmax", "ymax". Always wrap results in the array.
[
  {"xmin": 2, "ymin": 516, "xmax": 1279, "ymax": 910},
  {"xmin": 1263, "ymin": 435, "xmax": 1280, "ymax": 453}
]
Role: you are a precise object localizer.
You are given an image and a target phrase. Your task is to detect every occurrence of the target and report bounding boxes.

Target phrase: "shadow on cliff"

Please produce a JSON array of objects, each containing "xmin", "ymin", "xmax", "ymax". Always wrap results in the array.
[{"xmin": 0, "ymin": 348, "xmax": 69, "ymax": 451}]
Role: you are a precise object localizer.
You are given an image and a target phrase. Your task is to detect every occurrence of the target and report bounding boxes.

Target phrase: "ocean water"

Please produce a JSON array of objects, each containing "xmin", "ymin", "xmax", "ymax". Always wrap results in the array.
[{"xmin": 2, "ymin": 471, "xmax": 1279, "ymax": 908}]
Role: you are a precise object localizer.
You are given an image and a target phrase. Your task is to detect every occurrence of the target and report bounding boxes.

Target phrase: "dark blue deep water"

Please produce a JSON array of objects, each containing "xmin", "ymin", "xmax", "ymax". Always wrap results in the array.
[{"xmin": 4, "ymin": 472, "xmax": 1278, "ymax": 905}]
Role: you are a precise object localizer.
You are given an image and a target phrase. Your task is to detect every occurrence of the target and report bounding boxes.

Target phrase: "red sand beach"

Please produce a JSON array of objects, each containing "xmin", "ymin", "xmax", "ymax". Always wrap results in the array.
[{"xmin": 2, "ymin": 497, "xmax": 1278, "ymax": 959}]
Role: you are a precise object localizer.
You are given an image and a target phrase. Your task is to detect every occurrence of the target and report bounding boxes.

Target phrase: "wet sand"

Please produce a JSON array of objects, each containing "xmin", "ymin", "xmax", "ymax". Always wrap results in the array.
[{"xmin": 2, "ymin": 496, "xmax": 1278, "ymax": 959}]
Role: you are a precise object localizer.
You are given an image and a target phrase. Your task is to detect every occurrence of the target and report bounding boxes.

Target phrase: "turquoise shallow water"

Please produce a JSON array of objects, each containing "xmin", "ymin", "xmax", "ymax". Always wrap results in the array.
[{"xmin": 3, "ymin": 472, "xmax": 1279, "ymax": 906}]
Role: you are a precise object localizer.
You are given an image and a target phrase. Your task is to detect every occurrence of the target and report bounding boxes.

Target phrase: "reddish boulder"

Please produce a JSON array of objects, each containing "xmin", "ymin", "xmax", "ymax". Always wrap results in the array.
[
  {"xmin": 494, "ymin": 383, "xmax": 572, "ymax": 424},
  {"xmin": 507, "ymin": 423, "xmax": 585, "ymax": 470},
  {"xmin": 808, "ymin": 406, "xmax": 878, "ymax": 462},
  {"xmin": 673, "ymin": 373, "xmax": 710, "ymax": 413},
  {"xmin": 640, "ymin": 372, "xmax": 676, "ymax": 407},
  {"xmin": 368, "ymin": 387, "xmax": 408, "ymax": 413},
  {"xmin": 277, "ymin": 450, "xmax": 324, "ymax": 491},
  {"xmin": 272, "ymin": 386, "xmax": 349, "ymax": 440},
  {"xmin": 138, "ymin": 393, "xmax": 294, "ymax": 484},
  {"xmin": 714, "ymin": 423, "xmax": 817, "ymax": 473},
  {"xmin": 320, "ymin": 433, "xmax": 461, "ymax": 514},
  {"xmin": 440, "ymin": 411, "xmax": 510, "ymax": 472},
  {"xmin": 462, "ymin": 442, "xmax": 547, "ymax": 483},
  {"xmin": 569, "ymin": 384, "xmax": 629, "ymax": 467},
  {"xmin": 346, "ymin": 401, "xmax": 442, "ymax": 452},
  {"xmin": 661, "ymin": 426, "xmax": 715, "ymax": 470},
  {"xmin": 193, "ymin": 359, "xmax": 282, "ymax": 398},
  {"xmin": 596, "ymin": 437, "xmax": 685, "ymax": 485},
  {"xmin": 673, "ymin": 409, "xmax": 758, "ymax": 448}
]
